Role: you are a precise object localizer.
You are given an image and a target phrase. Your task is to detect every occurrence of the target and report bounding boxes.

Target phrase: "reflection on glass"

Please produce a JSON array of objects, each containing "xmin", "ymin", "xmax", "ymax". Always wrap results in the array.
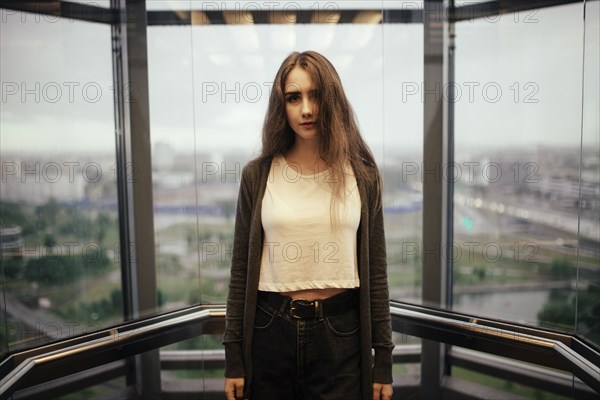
[
  {"xmin": 54, "ymin": 375, "xmax": 126, "ymax": 400},
  {"xmin": 159, "ymin": 334, "xmax": 225, "ymax": 394},
  {"xmin": 0, "ymin": 15, "xmax": 121, "ymax": 353},
  {"xmin": 453, "ymin": 3, "xmax": 599, "ymax": 345},
  {"xmin": 453, "ymin": 366, "xmax": 572, "ymax": 400},
  {"xmin": 67, "ymin": 0, "xmax": 111, "ymax": 8}
]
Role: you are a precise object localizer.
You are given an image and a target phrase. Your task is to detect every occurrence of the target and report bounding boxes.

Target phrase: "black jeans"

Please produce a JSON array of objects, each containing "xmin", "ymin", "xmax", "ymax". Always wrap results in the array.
[{"xmin": 251, "ymin": 292, "xmax": 362, "ymax": 400}]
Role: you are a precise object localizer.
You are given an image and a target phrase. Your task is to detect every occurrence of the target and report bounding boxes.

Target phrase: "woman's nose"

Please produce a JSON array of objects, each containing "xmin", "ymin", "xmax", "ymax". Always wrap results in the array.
[{"xmin": 301, "ymin": 99, "xmax": 313, "ymax": 117}]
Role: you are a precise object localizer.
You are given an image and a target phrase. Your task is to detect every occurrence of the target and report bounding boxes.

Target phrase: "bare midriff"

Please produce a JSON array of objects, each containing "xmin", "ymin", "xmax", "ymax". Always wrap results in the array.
[{"xmin": 280, "ymin": 287, "xmax": 349, "ymax": 301}]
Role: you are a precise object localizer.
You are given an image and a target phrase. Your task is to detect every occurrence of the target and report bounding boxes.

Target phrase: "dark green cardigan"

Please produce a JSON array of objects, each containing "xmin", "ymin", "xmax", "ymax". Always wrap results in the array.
[{"xmin": 223, "ymin": 156, "xmax": 394, "ymax": 398}]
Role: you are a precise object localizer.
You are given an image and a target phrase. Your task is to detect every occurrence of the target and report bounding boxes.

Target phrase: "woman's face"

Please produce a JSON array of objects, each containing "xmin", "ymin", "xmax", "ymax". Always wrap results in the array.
[{"xmin": 284, "ymin": 66, "xmax": 319, "ymax": 142}]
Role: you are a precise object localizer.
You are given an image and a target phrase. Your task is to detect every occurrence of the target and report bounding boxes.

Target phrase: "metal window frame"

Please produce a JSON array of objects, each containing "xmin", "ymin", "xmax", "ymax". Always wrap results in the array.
[
  {"xmin": 422, "ymin": 0, "xmax": 452, "ymax": 397},
  {"xmin": 109, "ymin": 0, "xmax": 159, "ymax": 398}
]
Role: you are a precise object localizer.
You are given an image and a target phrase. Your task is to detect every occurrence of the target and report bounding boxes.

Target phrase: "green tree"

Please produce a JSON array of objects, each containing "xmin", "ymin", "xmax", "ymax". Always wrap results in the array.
[
  {"xmin": 35, "ymin": 198, "xmax": 59, "ymax": 230},
  {"xmin": 0, "ymin": 202, "xmax": 35, "ymax": 234},
  {"xmin": 546, "ymin": 258, "xmax": 572, "ymax": 279},
  {"xmin": 24, "ymin": 253, "xmax": 110, "ymax": 285},
  {"xmin": 538, "ymin": 302, "xmax": 573, "ymax": 330},
  {"xmin": 1, "ymin": 256, "xmax": 23, "ymax": 279},
  {"xmin": 59, "ymin": 207, "xmax": 93, "ymax": 239},
  {"xmin": 538, "ymin": 286, "xmax": 600, "ymax": 343},
  {"xmin": 94, "ymin": 213, "xmax": 112, "ymax": 244},
  {"xmin": 43, "ymin": 233, "xmax": 57, "ymax": 249}
]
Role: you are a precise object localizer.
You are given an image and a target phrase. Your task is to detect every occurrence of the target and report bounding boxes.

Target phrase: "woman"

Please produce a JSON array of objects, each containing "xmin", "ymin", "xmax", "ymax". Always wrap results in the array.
[{"xmin": 223, "ymin": 50, "xmax": 394, "ymax": 400}]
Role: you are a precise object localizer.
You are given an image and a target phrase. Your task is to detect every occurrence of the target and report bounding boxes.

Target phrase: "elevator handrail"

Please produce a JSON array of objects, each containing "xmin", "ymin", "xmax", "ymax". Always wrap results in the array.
[
  {"xmin": 389, "ymin": 301, "xmax": 600, "ymax": 393},
  {"xmin": 0, "ymin": 302, "xmax": 598, "ymax": 399},
  {"xmin": 0, "ymin": 305, "xmax": 225, "ymax": 400}
]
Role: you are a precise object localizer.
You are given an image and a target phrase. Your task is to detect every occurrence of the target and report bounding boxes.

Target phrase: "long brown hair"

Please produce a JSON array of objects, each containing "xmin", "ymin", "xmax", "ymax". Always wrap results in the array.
[{"xmin": 260, "ymin": 50, "xmax": 382, "ymax": 216}]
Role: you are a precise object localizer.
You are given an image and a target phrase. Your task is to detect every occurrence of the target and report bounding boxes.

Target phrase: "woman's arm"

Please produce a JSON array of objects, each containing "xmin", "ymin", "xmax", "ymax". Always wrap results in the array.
[
  {"xmin": 222, "ymin": 163, "xmax": 255, "ymax": 378},
  {"xmin": 367, "ymin": 168, "xmax": 395, "ymax": 385}
]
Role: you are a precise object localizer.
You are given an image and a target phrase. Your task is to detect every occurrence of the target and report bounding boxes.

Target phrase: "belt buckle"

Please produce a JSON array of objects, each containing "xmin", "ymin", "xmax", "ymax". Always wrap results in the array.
[{"xmin": 289, "ymin": 299, "xmax": 320, "ymax": 319}]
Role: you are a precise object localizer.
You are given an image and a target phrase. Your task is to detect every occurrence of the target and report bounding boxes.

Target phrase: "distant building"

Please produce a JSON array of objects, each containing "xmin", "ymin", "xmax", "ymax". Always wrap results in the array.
[
  {"xmin": 0, "ymin": 156, "xmax": 114, "ymax": 205},
  {"xmin": 0, "ymin": 226, "xmax": 23, "ymax": 256},
  {"xmin": 539, "ymin": 176, "xmax": 600, "ymax": 211}
]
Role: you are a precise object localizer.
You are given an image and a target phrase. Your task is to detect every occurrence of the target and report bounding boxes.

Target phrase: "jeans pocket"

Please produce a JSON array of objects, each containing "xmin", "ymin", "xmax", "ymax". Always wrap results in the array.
[
  {"xmin": 324, "ymin": 309, "xmax": 360, "ymax": 337},
  {"xmin": 253, "ymin": 303, "xmax": 276, "ymax": 330}
]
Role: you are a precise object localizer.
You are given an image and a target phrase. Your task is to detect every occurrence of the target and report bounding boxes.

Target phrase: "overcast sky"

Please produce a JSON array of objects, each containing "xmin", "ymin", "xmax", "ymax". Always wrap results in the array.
[{"xmin": 1, "ymin": 1, "xmax": 597, "ymax": 160}]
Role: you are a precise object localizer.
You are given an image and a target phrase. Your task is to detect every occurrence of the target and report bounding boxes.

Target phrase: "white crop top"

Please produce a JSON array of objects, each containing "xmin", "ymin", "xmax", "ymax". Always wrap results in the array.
[{"xmin": 258, "ymin": 155, "xmax": 361, "ymax": 292}]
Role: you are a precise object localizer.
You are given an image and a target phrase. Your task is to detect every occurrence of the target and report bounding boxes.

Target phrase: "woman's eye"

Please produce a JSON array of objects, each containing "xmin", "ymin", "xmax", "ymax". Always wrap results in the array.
[{"xmin": 286, "ymin": 94, "xmax": 300, "ymax": 102}]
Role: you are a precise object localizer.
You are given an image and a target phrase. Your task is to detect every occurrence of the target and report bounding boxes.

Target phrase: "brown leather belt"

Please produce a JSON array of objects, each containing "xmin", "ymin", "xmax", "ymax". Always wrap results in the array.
[{"xmin": 257, "ymin": 289, "xmax": 358, "ymax": 319}]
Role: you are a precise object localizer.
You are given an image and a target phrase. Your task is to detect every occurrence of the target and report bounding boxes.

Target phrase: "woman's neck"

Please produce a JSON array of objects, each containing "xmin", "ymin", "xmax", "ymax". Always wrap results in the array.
[{"xmin": 285, "ymin": 139, "xmax": 327, "ymax": 176}]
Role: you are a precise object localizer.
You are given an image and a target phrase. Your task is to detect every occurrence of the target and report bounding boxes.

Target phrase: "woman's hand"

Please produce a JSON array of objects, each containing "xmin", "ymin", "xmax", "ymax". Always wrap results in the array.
[
  {"xmin": 224, "ymin": 377, "xmax": 245, "ymax": 400},
  {"xmin": 373, "ymin": 382, "xmax": 393, "ymax": 400}
]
